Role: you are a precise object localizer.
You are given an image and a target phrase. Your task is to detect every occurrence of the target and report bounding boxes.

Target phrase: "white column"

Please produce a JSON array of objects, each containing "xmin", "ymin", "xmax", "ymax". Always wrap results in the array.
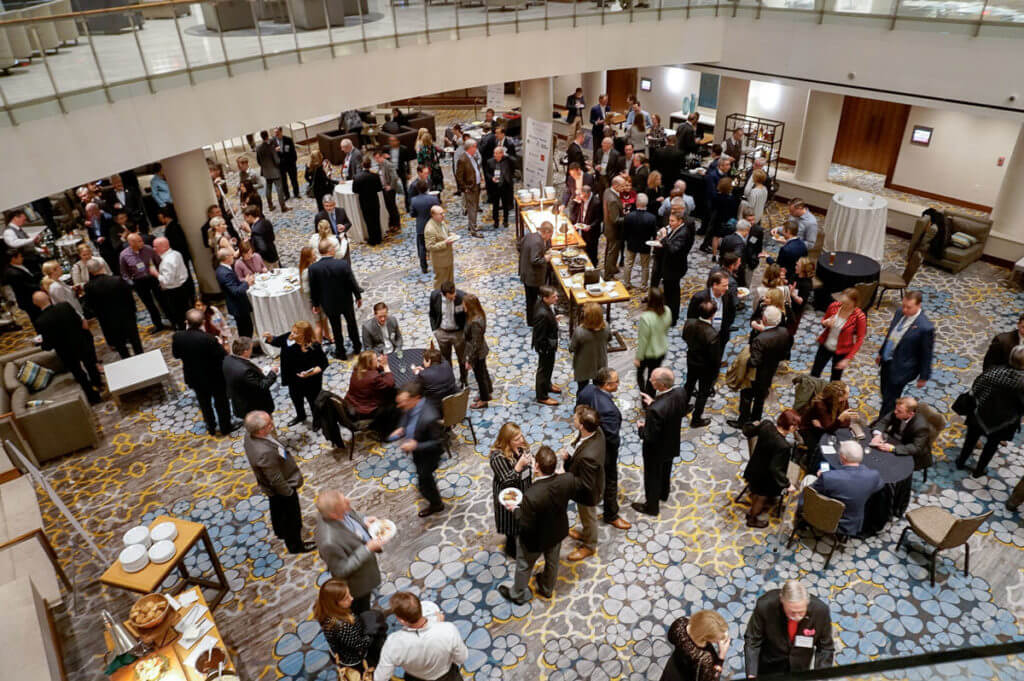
[
  {"xmin": 582, "ymin": 70, "xmax": 607, "ymax": 109},
  {"xmin": 521, "ymin": 76, "xmax": 554, "ymax": 186},
  {"xmin": 160, "ymin": 148, "xmax": 219, "ymax": 295},
  {"xmin": 794, "ymin": 90, "xmax": 844, "ymax": 184},
  {"xmin": 713, "ymin": 76, "xmax": 750, "ymax": 144},
  {"xmin": 991, "ymin": 124, "xmax": 1024, "ymax": 245}
]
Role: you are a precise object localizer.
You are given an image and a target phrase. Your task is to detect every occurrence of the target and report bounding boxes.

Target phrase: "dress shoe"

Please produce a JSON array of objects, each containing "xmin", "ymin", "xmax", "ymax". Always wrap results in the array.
[
  {"xmin": 550, "ymin": 384, "xmax": 563, "ymax": 394},
  {"xmin": 288, "ymin": 416, "xmax": 306, "ymax": 426},
  {"xmin": 690, "ymin": 417, "xmax": 711, "ymax": 429},
  {"xmin": 333, "ymin": 352, "xmax": 347, "ymax": 360},
  {"xmin": 954, "ymin": 457, "xmax": 969, "ymax": 470},
  {"xmin": 566, "ymin": 546, "xmax": 594, "ymax": 561},
  {"xmin": 568, "ymin": 528, "xmax": 583, "ymax": 541},
  {"xmin": 746, "ymin": 516, "xmax": 769, "ymax": 529},
  {"xmin": 498, "ymin": 584, "xmax": 528, "ymax": 605},
  {"xmin": 631, "ymin": 501, "xmax": 658, "ymax": 516},
  {"xmin": 605, "ymin": 517, "xmax": 632, "ymax": 530},
  {"xmin": 536, "ymin": 398, "xmax": 559, "ymax": 406},
  {"xmin": 280, "ymin": 205, "xmax": 289, "ymax": 213},
  {"xmin": 288, "ymin": 541, "xmax": 317, "ymax": 554},
  {"xmin": 971, "ymin": 468, "xmax": 988, "ymax": 478},
  {"xmin": 726, "ymin": 418, "xmax": 747, "ymax": 429},
  {"xmin": 1007, "ymin": 500, "xmax": 1020, "ymax": 512},
  {"xmin": 471, "ymin": 231, "xmax": 483, "ymax": 239},
  {"xmin": 535, "ymin": 585, "xmax": 553, "ymax": 599},
  {"xmin": 470, "ymin": 400, "xmax": 489, "ymax": 409},
  {"xmin": 418, "ymin": 504, "xmax": 445, "ymax": 518},
  {"xmin": 421, "ymin": 267, "xmax": 429, "ymax": 274},
  {"xmin": 220, "ymin": 421, "xmax": 243, "ymax": 436}
]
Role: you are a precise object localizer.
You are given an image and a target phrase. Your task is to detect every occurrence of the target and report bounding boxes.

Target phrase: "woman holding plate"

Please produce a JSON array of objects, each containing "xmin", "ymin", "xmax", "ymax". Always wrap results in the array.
[
  {"xmin": 489, "ymin": 423, "xmax": 533, "ymax": 558},
  {"xmin": 265, "ymin": 320, "xmax": 329, "ymax": 429}
]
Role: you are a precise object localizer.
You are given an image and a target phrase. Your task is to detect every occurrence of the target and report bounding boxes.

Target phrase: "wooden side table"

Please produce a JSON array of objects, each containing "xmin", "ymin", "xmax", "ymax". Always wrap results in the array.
[{"xmin": 100, "ymin": 516, "xmax": 230, "ymax": 611}]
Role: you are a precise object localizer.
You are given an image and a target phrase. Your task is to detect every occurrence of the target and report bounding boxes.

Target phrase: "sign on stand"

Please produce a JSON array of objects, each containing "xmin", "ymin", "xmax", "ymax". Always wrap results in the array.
[
  {"xmin": 523, "ymin": 117, "xmax": 553, "ymax": 189},
  {"xmin": 486, "ymin": 84, "xmax": 504, "ymax": 110}
]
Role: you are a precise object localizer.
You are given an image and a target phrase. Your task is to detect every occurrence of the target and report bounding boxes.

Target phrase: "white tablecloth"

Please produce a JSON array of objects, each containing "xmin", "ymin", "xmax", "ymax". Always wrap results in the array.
[
  {"xmin": 247, "ymin": 268, "xmax": 311, "ymax": 356},
  {"xmin": 333, "ymin": 181, "xmax": 388, "ymax": 245},
  {"xmin": 823, "ymin": 191, "xmax": 888, "ymax": 262}
]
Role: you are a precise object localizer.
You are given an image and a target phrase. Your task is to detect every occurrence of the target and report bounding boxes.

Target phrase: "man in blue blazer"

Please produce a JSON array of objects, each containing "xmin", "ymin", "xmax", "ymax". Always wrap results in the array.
[
  {"xmin": 811, "ymin": 441, "xmax": 883, "ymax": 536},
  {"xmin": 576, "ymin": 368, "xmax": 631, "ymax": 531},
  {"xmin": 769, "ymin": 221, "xmax": 807, "ymax": 283},
  {"xmin": 876, "ymin": 291, "xmax": 934, "ymax": 416},
  {"xmin": 589, "ymin": 94, "xmax": 610, "ymax": 156},
  {"xmin": 215, "ymin": 250, "xmax": 254, "ymax": 338},
  {"xmin": 409, "ymin": 180, "xmax": 441, "ymax": 274}
]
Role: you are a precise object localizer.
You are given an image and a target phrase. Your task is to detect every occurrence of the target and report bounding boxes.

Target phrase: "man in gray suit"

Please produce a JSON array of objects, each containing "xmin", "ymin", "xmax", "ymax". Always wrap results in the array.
[
  {"xmin": 361, "ymin": 302, "xmax": 404, "ymax": 355},
  {"xmin": 256, "ymin": 130, "xmax": 288, "ymax": 212},
  {"xmin": 243, "ymin": 411, "xmax": 315, "ymax": 554},
  {"xmin": 602, "ymin": 176, "xmax": 626, "ymax": 280},
  {"xmin": 315, "ymin": 489, "xmax": 383, "ymax": 615},
  {"xmin": 519, "ymin": 221, "xmax": 553, "ymax": 327}
]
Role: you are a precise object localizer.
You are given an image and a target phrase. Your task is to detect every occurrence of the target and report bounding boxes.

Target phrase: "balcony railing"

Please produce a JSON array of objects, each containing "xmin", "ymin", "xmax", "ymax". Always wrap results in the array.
[{"xmin": 0, "ymin": 0, "xmax": 1022, "ymax": 125}]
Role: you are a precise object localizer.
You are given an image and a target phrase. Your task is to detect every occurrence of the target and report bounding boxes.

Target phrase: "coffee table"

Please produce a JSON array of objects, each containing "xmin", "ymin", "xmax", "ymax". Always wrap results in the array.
[
  {"xmin": 104, "ymin": 349, "xmax": 174, "ymax": 406},
  {"xmin": 99, "ymin": 516, "xmax": 230, "ymax": 611}
]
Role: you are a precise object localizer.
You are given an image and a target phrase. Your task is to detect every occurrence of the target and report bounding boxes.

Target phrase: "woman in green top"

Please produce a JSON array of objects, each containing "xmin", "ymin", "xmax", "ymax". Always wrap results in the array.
[{"xmin": 634, "ymin": 287, "xmax": 672, "ymax": 397}]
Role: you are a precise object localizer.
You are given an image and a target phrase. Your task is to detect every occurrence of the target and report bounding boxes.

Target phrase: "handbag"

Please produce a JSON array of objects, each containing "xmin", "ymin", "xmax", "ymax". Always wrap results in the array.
[{"xmin": 951, "ymin": 391, "xmax": 976, "ymax": 417}]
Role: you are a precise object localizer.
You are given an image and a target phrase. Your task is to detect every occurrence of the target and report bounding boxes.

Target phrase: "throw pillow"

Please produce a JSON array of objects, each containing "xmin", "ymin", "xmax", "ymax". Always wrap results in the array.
[
  {"xmin": 16, "ymin": 360, "xmax": 54, "ymax": 393},
  {"xmin": 950, "ymin": 232, "xmax": 978, "ymax": 249}
]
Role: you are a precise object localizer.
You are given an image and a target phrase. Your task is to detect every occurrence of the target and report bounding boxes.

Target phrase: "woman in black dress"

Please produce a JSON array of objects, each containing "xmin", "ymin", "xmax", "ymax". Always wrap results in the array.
[
  {"xmin": 955, "ymin": 346, "xmax": 1024, "ymax": 477},
  {"xmin": 489, "ymin": 422, "xmax": 532, "ymax": 558},
  {"xmin": 708, "ymin": 176, "xmax": 740, "ymax": 257},
  {"xmin": 660, "ymin": 610, "xmax": 730, "ymax": 681},
  {"xmin": 742, "ymin": 409, "xmax": 800, "ymax": 528},
  {"xmin": 314, "ymin": 579, "xmax": 384, "ymax": 671},
  {"xmin": 265, "ymin": 321, "xmax": 328, "ymax": 429},
  {"xmin": 462, "ymin": 293, "xmax": 491, "ymax": 409},
  {"xmin": 307, "ymin": 151, "xmax": 336, "ymax": 212}
]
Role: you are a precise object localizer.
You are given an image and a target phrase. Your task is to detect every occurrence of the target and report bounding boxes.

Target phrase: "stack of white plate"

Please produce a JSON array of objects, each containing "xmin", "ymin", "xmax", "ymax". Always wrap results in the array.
[
  {"xmin": 123, "ymin": 525, "xmax": 151, "ymax": 548},
  {"xmin": 149, "ymin": 540, "xmax": 176, "ymax": 564},
  {"xmin": 150, "ymin": 521, "xmax": 178, "ymax": 544},
  {"xmin": 119, "ymin": 544, "xmax": 149, "ymax": 573}
]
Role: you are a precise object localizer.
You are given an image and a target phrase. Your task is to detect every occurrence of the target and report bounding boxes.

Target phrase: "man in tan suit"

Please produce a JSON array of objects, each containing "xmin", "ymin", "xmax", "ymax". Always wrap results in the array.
[
  {"xmin": 424, "ymin": 205, "xmax": 456, "ymax": 290},
  {"xmin": 455, "ymin": 139, "xmax": 485, "ymax": 238}
]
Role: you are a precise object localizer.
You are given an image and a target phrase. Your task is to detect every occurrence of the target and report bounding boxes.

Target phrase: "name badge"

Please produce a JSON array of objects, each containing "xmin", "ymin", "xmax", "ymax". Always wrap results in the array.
[
  {"xmin": 794, "ymin": 635, "xmax": 814, "ymax": 648},
  {"xmin": 136, "ymin": 262, "xmax": 145, "ymax": 271}
]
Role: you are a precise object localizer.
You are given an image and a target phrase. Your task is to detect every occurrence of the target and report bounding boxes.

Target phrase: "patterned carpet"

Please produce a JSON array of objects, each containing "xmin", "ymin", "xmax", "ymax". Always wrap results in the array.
[{"xmin": 16, "ymin": 154, "xmax": 1024, "ymax": 681}]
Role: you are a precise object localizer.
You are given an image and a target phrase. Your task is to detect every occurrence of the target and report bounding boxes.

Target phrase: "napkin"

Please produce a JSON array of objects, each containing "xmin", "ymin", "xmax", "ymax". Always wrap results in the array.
[
  {"xmin": 179, "ymin": 618, "xmax": 214, "ymax": 649},
  {"xmin": 176, "ymin": 590, "xmax": 200, "ymax": 608},
  {"xmin": 820, "ymin": 444, "xmax": 836, "ymax": 455}
]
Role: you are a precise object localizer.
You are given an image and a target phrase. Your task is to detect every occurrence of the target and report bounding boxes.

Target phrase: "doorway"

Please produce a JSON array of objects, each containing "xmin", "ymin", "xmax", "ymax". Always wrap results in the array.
[
  {"xmin": 832, "ymin": 96, "xmax": 910, "ymax": 177},
  {"xmin": 606, "ymin": 69, "xmax": 638, "ymax": 112}
]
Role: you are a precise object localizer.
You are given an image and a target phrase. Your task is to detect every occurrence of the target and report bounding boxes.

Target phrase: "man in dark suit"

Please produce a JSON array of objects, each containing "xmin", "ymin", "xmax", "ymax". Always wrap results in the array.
[
  {"xmin": 532, "ymin": 286, "xmax": 560, "ymax": 406},
  {"xmin": 215, "ymin": 250, "xmax": 254, "ymax": 338},
  {"xmin": 687, "ymin": 271, "xmax": 736, "ymax": 356},
  {"xmin": 353, "ymin": 157, "xmax": 384, "ymax": 245},
  {"xmin": 314, "ymin": 489, "xmax": 382, "ymax": 614},
  {"xmin": 416, "ymin": 347, "xmax": 458, "ymax": 412},
  {"xmin": 982, "ymin": 312, "xmax": 1024, "ymax": 370},
  {"xmin": 744, "ymin": 580, "xmax": 835, "ymax": 677},
  {"xmin": 769, "ymin": 221, "xmax": 807, "ymax": 283},
  {"xmin": 562, "ymin": 405, "xmax": 605, "ymax": 562},
  {"xmin": 409, "ymin": 180, "xmax": 441, "ymax": 273},
  {"xmin": 390, "ymin": 381, "xmax": 446, "ymax": 517},
  {"xmin": 519, "ymin": 222, "xmax": 552, "ymax": 327},
  {"xmin": 728, "ymin": 305, "xmax": 790, "ymax": 428},
  {"xmin": 172, "ymin": 309, "xmax": 237, "ymax": 436},
  {"xmin": 569, "ymin": 184, "xmax": 602, "ymax": 265},
  {"xmin": 427, "ymin": 281, "xmax": 468, "ymax": 386},
  {"xmin": 877, "ymin": 291, "xmax": 934, "ymax": 416},
  {"xmin": 360, "ymin": 302, "xmax": 403, "ymax": 355},
  {"xmin": 810, "ymin": 440, "xmax": 883, "ymax": 536},
  {"xmin": 602, "ymin": 176, "xmax": 625, "ymax": 280},
  {"xmin": 4, "ymin": 250, "xmax": 42, "ymax": 327},
  {"xmin": 565, "ymin": 88, "xmax": 586, "ymax": 125},
  {"xmin": 243, "ymin": 206, "xmax": 279, "ymax": 266},
  {"xmin": 223, "ymin": 337, "xmax": 277, "ymax": 417},
  {"xmin": 477, "ymin": 125, "xmax": 496, "ymax": 163},
  {"xmin": 590, "ymin": 94, "xmax": 610, "ymax": 156},
  {"xmin": 595, "ymin": 137, "xmax": 623, "ymax": 199},
  {"xmin": 632, "ymin": 368, "xmax": 688, "ymax": 516},
  {"xmin": 724, "ymin": 126, "xmax": 744, "ymax": 163},
  {"xmin": 308, "ymin": 241, "xmax": 363, "ymax": 359},
  {"xmin": 660, "ymin": 212, "xmax": 696, "ymax": 325},
  {"xmin": 498, "ymin": 446, "xmax": 579, "ymax": 604},
  {"xmin": 201, "ymin": 205, "xmax": 239, "ymax": 251},
  {"xmin": 406, "ymin": 166, "xmax": 433, "ymax": 209},
  {"xmin": 314, "ymin": 196, "xmax": 351, "ymax": 237},
  {"xmin": 565, "ymin": 130, "xmax": 587, "ymax": 178},
  {"xmin": 243, "ymin": 411, "xmax": 315, "ymax": 554},
  {"xmin": 386, "ymin": 135, "xmax": 415, "ymax": 200},
  {"xmin": 104, "ymin": 173, "xmax": 146, "ymax": 230},
  {"xmin": 682, "ymin": 300, "xmax": 721, "ymax": 429},
  {"xmin": 256, "ymin": 130, "xmax": 288, "ymax": 212},
  {"xmin": 490, "ymin": 127, "xmax": 516, "ymax": 162},
  {"xmin": 485, "ymin": 145, "xmax": 516, "ymax": 229},
  {"xmin": 577, "ymin": 369, "xmax": 631, "ymax": 531},
  {"xmin": 32, "ymin": 292, "xmax": 102, "ymax": 403},
  {"xmin": 870, "ymin": 397, "xmax": 931, "ymax": 470},
  {"xmin": 675, "ymin": 113, "xmax": 700, "ymax": 153},
  {"xmin": 83, "ymin": 202, "xmax": 120, "ymax": 272},
  {"xmin": 273, "ymin": 126, "xmax": 300, "ymax": 200},
  {"xmin": 83, "ymin": 259, "xmax": 143, "ymax": 358}
]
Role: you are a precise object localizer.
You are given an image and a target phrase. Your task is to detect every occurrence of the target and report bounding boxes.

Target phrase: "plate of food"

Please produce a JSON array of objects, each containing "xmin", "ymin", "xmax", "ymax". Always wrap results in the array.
[
  {"xmin": 368, "ymin": 519, "xmax": 397, "ymax": 543},
  {"xmin": 499, "ymin": 487, "xmax": 523, "ymax": 508},
  {"xmin": 133, "ymin": 654, "xmax": 170, "ymax": 681},
  {"xmin": 646, "ymin": 239, "xmax": 662, "ymax": 248},
  {"xmin": 737, "ymin": 287, "xmax": 751, "ymax": 298},
  {"xmin": 563, "ymin": 247, "xmax": 580, "ymax": 258},
  {"xmin": 421, "ymin": 600, "xmax": 442, "ymax": 623}
]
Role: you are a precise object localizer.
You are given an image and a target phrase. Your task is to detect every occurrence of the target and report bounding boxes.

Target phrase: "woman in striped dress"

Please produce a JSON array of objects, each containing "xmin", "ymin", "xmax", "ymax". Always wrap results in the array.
[{"xmin": 489, "ymin": 422, "xmax": 532, "ymax": 558}]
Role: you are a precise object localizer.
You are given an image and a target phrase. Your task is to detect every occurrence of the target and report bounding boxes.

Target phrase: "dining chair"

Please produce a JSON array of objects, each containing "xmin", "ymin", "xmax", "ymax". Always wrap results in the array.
[
  {"xmin": 441, "ymin": 388, "xmax": 476, "ymax": 458},
  {"xmin": 897, "ymin": 507, "xmax": 992, "ymax": 586},
  {"xmin": 787, "ymin": 487, "xmax": 847, "ymax": 568}
]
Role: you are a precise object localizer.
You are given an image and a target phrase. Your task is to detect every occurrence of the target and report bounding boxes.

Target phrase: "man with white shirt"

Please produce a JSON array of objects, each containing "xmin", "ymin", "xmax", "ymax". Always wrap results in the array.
[
  {"xmin": 4, "ymin": 209, "xmax": 45, "ymax": 270},
  {"xmin": 153, "ymin": 236, "xmax": 191, "ymax": 330},
  {"xmin": 360, "ymin": 302, "xmax": 403, "ymax": 355},
  {"xmin": 455, "ymin": 139, "xmax": 485, "ymax": 238},
  {"xmin": 781, "ymin": 198, "xmax": 819, "ymax": 250},
  {"xmin": 339, "ymin": 139, "xmax": 363, "ymax": 182},
  {"xmin": 563, "ymin": 405, "xmax": 606, "ymax": 562},
  {"xmin": 243, "ymin": 411, "xmax": 316, "ymax": 555},
  {"xmin": 428, "ymin": 282, "xmax": 468, "ymax": 386},
  {"xmin": 374, "ymin": 591, "xmax": 468, "ymax": 681}
]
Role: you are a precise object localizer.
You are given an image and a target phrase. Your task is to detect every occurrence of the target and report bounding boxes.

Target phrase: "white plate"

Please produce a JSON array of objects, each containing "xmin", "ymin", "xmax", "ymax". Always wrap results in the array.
[
  {"xmin": 149, "ymin": 540, "xmax": 176, "ymax": 564},
  {"xmin": 421, "ymin": 600, "xmax": 441, "ymax": 623},
  {"xmin": 119, "ymin": 544, "xmax": 149, "ymax": 573},
  {"xmin": 499, "ymin": 487, "xmax": 523, "ymax": 508},
  {"xmin": 646, "ymin": 240, "xmax": 662, "ymax": 248},
  {"xmin": 737, "ymin": 287, "xmax": 751, "ymax": 298},
  {"xmin": 368, "ymin": 519, "xmax": 397, "ymax": 543},
  {"xmin": 123, "ymin": 525, "xmax": 151, "ymax": 548},
  {"xmin": 150, "ymin": 521, "xmax": 178, "ymax": 543}
]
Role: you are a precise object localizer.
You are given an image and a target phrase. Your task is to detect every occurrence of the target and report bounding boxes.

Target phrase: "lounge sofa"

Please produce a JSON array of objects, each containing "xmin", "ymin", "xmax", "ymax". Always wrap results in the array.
[
  {"xmin": 910, "ymin": 209, "xmax": 993, "ymax": 273},
  {"xmin": 317, "ymin": 131, "xmax": 361, "ymax": 165}
]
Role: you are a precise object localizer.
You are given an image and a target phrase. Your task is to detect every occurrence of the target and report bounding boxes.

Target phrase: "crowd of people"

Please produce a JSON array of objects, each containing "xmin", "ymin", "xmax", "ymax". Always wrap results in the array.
[{"xmin": 3, "ymin": 99, "xmax": 1023, "ymax": 681}]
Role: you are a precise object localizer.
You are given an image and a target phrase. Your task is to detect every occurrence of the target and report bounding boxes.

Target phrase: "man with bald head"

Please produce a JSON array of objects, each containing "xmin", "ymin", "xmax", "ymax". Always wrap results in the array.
[
  {"xmin": 315, "ymin": 489, "xmax": 383, "ymax": 614},
  {"xmin": 32, "ymin": 291, "xmax": 102, "ymax": 403},
  {"xmin": 632, "ymin": 367, "xmax": 688, "ymax": 516},
  {"xmin": 455, "ymin": 138, "xmax": 485, "ymax": 238},
  {"xmin": 84, "ymin": 201, "xmax": 119, "ymax": 271},
  {"xmin": 424, "ymin": 205, "xmax": 456, "ymax": 290},
  {"xmin": 602, "ymin": 176, "xmax": 626, "ymax": 280},
  {"xmin": 519, "ymin": 220, "xmax": 553, "ymax": 326},
  {"xmin": 153, "ymin": 236, "xmax": 191, "ymax": 330},
  {"xmin": 120, "ymin": 231, "xmax": 169, "ymax": 332}
]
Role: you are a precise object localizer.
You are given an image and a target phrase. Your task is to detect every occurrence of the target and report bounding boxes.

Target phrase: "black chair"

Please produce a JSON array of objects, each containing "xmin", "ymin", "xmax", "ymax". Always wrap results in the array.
[
  {"xmin": 441, "ymin": 388, "xmax": 476, "ymax": 458},
  {"xmin": 334, "ymin": 396, "xmax": 380, "ymax": 461}
]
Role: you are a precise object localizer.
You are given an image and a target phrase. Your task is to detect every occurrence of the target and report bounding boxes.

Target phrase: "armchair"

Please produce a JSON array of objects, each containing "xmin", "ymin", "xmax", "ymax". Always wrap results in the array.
[{"xmin": 910, "ymin": 209, "xmax": 993, "ymax": 273}]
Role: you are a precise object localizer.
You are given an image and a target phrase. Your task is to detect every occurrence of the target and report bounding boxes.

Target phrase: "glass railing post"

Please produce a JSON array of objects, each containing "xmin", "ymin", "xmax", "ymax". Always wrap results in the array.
[
  {"xmin": 30, "ymin": 27, "xmax": 65, "ymax": 112},
  {"xmin": 485, "ymin": 0, "xmax": 490, "ymax": 34},
  {"xmin": 423, "ymin": 0, "xmax": 431, "ymax": 44},
  {"xmin": 354, "ymin": 0, "xmax": 367, "ymax": 52},
  {"xmin": 215, "ymin": 9, "xmax": 233, "ymax": 75},
  {"xmin": 249, "ymin": 2, "xmax": 268, "ymax": 68},
  {"xmin": 283, "ymin": 0, "xmax": 302, "ymax": 63},
  {"xmin": 321, "ymin": 0, "xmax": 337, "ymax": 55},
  {"xmin": 572, "ymin": 0, "xmax": 577, "ymax": 26},
  {"xmin": 129, "ymin": 12, "xmax": 155, "ymax": 93},
  {"xmin": 889, "ymin": 0, "xmax": 900, "ymax": 29},
  {"xmin": 81, "ymin": 20, "xmax": 113, "ymax": 102},
  {"xmin": 975, "ymin": 0, "xmax": 988, "ymax": 35},
  {"xmin": 455, "ymin": 0, "xmax": 461, "ymax": 39},
  {"xmin": 389, "ymin": 0, "xmax": 398, "ymax": 46},
  {"xmin": 657, "ymin": 0, "xmax": 663, "ymax": 21},
  {"xmin": 172, "ymin": 11, "xmax": 195, "ymax": 84},
  {"xmin": 544, "ymin": 0, "xmax": 548, "ymax": 29},
  {"xmin": 0, "ymin": 82, "xmax": 15, "ymax": 126}
]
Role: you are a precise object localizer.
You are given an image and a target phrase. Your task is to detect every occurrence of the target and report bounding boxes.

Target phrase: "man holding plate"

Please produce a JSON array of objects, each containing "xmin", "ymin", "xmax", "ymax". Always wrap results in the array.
[{"xmin": 314, "ymin": 489, "xmax": 383, "ymax": 615}]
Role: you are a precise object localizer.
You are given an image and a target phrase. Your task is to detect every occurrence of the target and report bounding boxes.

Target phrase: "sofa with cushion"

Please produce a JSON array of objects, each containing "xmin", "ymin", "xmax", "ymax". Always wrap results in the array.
[
  {"xmin": 404, "ymin": 111, "xmax": 437, "ymax": 140},
  {"xmin": 0, "ymin": 349, "xmax": 99, "ymax": 466},
  {"xmin": 317, "ymin": 131, "xmax": 361, "ymax": 165},
  {"xmin": 910, "ymin": 209, "xmax": 993, "ymax": 273}
]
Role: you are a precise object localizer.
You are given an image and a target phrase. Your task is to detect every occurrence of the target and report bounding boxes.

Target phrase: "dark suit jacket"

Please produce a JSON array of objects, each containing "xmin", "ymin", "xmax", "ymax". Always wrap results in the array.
[
  {"xmin": 774, "ymin": 237, "xmax": 808, "ymax": 282},
  {"xmin": 484, "ymin": 156, "xmax": 515, "ymax": 192},
  {"xmin": 531, "ymin": 301, "xmax": 558, "ymax": 353},
  {"xmin": 314, "ymin": 208, "xmax": 351, "ymax": 236},
  {"xmin": 748, "ymin": 326, "xmax": 790, "ymax": 392},
  {"xmin": 623, "ymin": 210, "xmax": 658, "ymax": 254},
  {"xmin": 589, "ymin": 103, "xmax": 609, "ymax": 126},
  {"xmin": 660, "ymin": 220, "xmax": 696, "ymax": 281},
  {"xmin": 35, "ymin": 302, "xmax": 90, "ymax": 358},
  {"xmin": 519, "ymin": 232, "xmax": 549, "ymax": 287},
  {"xmin": 215, "ymin": 264, "xmax": 252, "ymax": 321},
  {"xmin": 724, "ymin": 136, "xmax": 743, "ymax": 162},
  {"xmin": 878, "ymin": 311, "xmax": 935, "ymax": 386},
  {"xmin": 256, "ymin": 140, "xmax": 281, "ymax": 179},
  {"xmin": 275, "ymin": 135, "xmax": 298, "ymax": 167},
  {"xmin": 982, "ymin": 329, "xmax": 1022, "ymax": 370},
  {"xmin": 566, "ymin": 141, "xmax": 587, "ymax": 169},
  {"xmin": 561, "ymin": 172, "xmax": 596, "ymax": 207},
  {"xmin": 104, "ymin": 186, "xmax": 144, "ymax": 217},
  {"xmin": 352, "ymin": 169, "xmax": 383, "ymax": 203},
  {"xmin": 811, "ymin": 464, "xmax": 884, "ymax": 535},
  {"xmin": 641, "ymin": 386, "xmax": 687, "ymax": 462},
  {"xmin": 4, "ymin": 265, "xmax": 40, "ymax": 313},
  {"xmin": 478, "ymin": 132, "xmax": 496, "ymax": 161},
  {"xmin": 223, "ymin": 354, "xmax": 277, "ymax": 417},
  {"xmin": 744, "ymin": 589, "xmax": 835, "ymax": 676},
  {"xmin": 576, "ymin": 384, "xmax": 621, "ymax": 448},
  {"xmin": 428, "ymin": 289, "xmax": 466, "ymax": 332},
  {"xmin": 517, "ymin": 472, "xmax": 579, "ymax": 553},
  {"xmin": 410, "ymin": 192, "xmax": 440, "ymax": 228},
  {"xmin": 743, "ymin": 223, "xmax": 765, "ymax": 272},
  {"xmin": 686, "ymin": 288, "xmax": 736, "ymax": 347},
  {"xmin": 250, "ymin": 218, "xmax": 279, "ymax": 263},
  {"xmin": 682, "ymin": 318, "xmax": 721, "ymax": 370},
  {"xmin": 600, "ymin": 149, "xmax": 624, "ymax": 179},
  {"xmin": 675, "ymin": 121, "xmax": 697, "ymax": 153},
  {"xmin": 871, "ymin": 411, "xmax": 931, "ymax": 465},
  {"xmin": 84, "ymin": 273, "xmax": 139, "ymax": 339},
  {"xmin": 565, "ymin": 95, "xmax": 586, "ymax": 124},
  {"xmin": 570, "ymin": 195, "xmax": 602, "ymax": 239},
  {"xmin": 404, "ymin": 399, "xmax": 444, "ymax": 460},
  {"xmin": 308, "ymin": 257, "xmax": 362, "ymax": 315},
  {"xmin": 566, "ymin": 430, "xmax": 605, "ymax": 506},
  {"xmin": 172, "ymin": 328, "xmax": 228, "ymax": 392},
  {"xmin": 419, "ymin": 362, "xmax": 458, "ymax": 412}
]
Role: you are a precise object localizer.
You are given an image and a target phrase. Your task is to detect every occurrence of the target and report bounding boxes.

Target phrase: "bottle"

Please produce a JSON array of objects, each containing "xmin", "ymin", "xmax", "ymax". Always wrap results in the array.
[{"xmin": 829, "ymin": 251, "xmax": 837, "ymax": 266}]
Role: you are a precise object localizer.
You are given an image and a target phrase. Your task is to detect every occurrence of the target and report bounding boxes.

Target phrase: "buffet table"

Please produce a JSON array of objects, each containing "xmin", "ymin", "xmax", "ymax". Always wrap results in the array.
[
  {"xmin": 247, "ymin": 268, "xmax": 311, "ymax": 356},
  {"xmin": 333, "ymin": 181, "xmax": 388, "ymax": 245},
  {"xmin": 517, "ymin": 203, "xmax": 585, "ymax": 248},
  {"xmin": 823, "ymin": 190, "xmax": 888, "ymax": 262}
]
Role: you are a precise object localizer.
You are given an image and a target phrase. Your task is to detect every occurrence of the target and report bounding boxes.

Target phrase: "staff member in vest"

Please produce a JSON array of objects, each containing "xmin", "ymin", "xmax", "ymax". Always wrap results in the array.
[{"xmin": 4, "ymin": 209, "xmax": 45, "ymax": 271}]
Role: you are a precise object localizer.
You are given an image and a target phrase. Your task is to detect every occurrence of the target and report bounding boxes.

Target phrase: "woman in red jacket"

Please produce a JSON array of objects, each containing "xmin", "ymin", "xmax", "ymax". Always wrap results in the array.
[{"xmin": 811, "ymin": 288, "xmax": 867, "ymax": 381}]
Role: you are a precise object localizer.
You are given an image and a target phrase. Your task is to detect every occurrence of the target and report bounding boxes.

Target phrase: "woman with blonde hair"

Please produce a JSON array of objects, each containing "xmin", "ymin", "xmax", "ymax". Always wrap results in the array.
[
  {"xmin": 71, "ymin": 242, "xmax": 108, "ymax": 287},
  {"xmin": 314, "ymin": 579, "xmax": 384, "ymax": 671},
  {"xmin": 40, "ymin": 260, "xmax": 82, "ymax": 315},
  {"xmin": 309, "ymin": 219, "xmax": 348, "ymax": 261},
  {"xmin": 233, "ymin": 239, "xmax": 267, "ymax": 280},
  {"xmin": 569, "ymin": 302, "xmax": 610, "ymax": 392},
  {"xmin": 264, "ymin": 320, "xmax": 328, "ymax": 429},
  {"xmin": 660, "ymin": 609, "xmax": 730, "ymax": 681},
  {"xmin": 462, "ymin": 293, "xmax": 491, "ymax": 409},
  {"xmin": 753, "ymin": 262, "xmax": 790, "ymax": 311},
  {"xmin": 207, "ymin": 216, "xmax": 236, "ymax": 266},
  {"xmin": 489, "ymin": 422, "xmax": 532, "ymax": 557},
  {"xmin": 416, "ymin": 131, "xmax": 444, "ymax": 190},
  {"xmin": 299, "ymin": 246, "xmax": 331, "ymax": 344}
]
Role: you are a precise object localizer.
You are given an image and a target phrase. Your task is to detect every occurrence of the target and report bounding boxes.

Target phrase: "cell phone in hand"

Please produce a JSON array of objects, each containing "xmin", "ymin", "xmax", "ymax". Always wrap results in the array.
[{"xmin": 850, "ymin": 423, "xmax": 865, "ymax": 440}]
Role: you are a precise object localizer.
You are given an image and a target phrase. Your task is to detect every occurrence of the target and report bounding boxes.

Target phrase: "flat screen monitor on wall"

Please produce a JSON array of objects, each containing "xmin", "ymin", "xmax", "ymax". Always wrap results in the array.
[
  {"xmin": 639, "ymin": 78, "xmax": 652, "ymax": 92},
  {"xmin": 911, "ymin": 125, "xmax": 933, "ymax": 146}
]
